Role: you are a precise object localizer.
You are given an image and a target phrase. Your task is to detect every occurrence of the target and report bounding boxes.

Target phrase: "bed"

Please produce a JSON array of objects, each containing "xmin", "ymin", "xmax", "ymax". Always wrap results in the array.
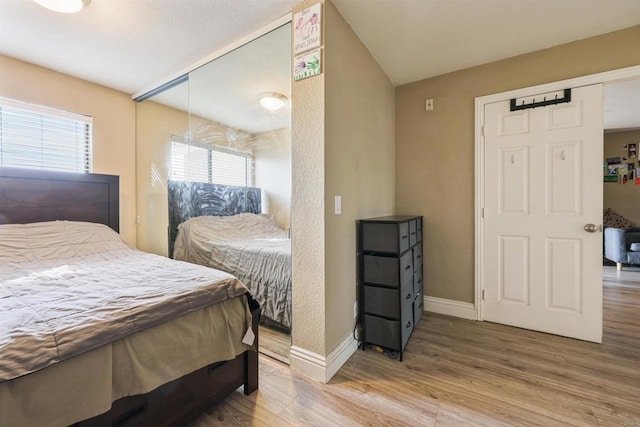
[
  {"xmin": 0, "ymin": 167, "xmax": 259, "ymax": 427},
  {"xmin": 168, "ymin": 180, "xmax": 291, "ymax": 330}
]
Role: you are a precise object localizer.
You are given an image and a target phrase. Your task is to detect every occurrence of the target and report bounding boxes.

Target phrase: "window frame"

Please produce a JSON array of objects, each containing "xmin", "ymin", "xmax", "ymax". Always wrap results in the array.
[{"xmin": 0, "ymin": 96, "xmax": 93, "ymax": 173}]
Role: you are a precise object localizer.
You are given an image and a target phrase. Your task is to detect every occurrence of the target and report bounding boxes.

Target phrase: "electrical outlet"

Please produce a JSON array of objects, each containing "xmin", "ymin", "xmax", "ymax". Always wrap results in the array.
[
  {"xmin": 425, "ymin": 98, "xmax": 434, "ymax": 111},
  {"xmin": 335, "ymin": 195, "xmax": 342, "ymax": 215}
]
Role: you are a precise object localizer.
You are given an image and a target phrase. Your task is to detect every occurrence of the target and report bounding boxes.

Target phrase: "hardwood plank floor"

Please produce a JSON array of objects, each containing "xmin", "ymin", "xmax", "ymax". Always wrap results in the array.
[
  {"xmin": 258, "ymin": 325, "xmax": 290, "ymax": 364},
  {"xmin": 190, "ymin": 267, "xmax": 640, "ymax": 426}
]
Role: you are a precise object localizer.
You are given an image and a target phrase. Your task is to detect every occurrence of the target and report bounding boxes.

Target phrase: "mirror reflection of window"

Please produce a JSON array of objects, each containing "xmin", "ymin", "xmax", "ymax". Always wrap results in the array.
[{"xmin": 170, "ymin": 138, "xmax": 252, "ymax": 186}]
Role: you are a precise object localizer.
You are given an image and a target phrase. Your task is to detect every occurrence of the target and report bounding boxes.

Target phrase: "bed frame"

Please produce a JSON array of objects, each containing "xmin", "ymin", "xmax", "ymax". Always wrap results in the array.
[{"xmin": 0, "ymin": 166, "xmax": 259, "ymax": 427}]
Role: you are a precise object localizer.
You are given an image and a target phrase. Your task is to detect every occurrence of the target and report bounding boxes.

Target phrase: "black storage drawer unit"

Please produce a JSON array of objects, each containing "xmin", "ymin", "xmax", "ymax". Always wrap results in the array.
[{"xmin": 358, "ymin": 215, "xmax": 424, "ymax": 361}]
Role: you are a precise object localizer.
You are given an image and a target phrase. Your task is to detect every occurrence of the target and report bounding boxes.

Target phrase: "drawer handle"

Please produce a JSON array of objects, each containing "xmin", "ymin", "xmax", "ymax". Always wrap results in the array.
[
  {"xmin": 419, "ymin": 302, "xmax": 423, "ymax": 309},
  {"xmin": 417, "ymin": 279, "xmax": 422, "ymax": 284},
  {"xmin": 401, "ymin": 235, "xmax": 408, "ymax": 240},
  {"xmin": 416, "ymin": 255, "xmax": 422, "ymax": 259},
  {"xmin": 406, "ymin": 321, "xmax": 412, "ymax": 329},
  {"xmin": 405, "ymin": 265, "xmax": 411, "ymax": 270},
  {"xmin": 405, "ymin": 293, "xmax": 412, "ymax": 300}
]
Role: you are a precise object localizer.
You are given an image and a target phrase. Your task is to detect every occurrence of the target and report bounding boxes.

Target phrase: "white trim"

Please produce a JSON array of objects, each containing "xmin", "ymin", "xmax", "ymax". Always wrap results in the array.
[
  {"xmin": 424, "ymin": 296, "xmax": 477, "ymax": 320},
  {"xmin": 289, "ymin": 333, "xmax": 357, "ymax": 383},
  {"xmin": 132, "ymin": 13, "xmax": 292, "ymax": 100},
  {"xmin": 325, "ymin": 332, "xmax": 358, "ymax": 381},
  {"xmin": 0, "ymin": 96, "xmax": 92, "ymax": 124},
  {"xmin": 474, "ymin": 65, "xmax": 640, "ymax": 322}
]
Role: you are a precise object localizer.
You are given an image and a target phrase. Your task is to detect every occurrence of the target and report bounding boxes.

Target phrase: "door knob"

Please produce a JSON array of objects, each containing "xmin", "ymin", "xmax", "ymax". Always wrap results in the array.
[{"xmin": 584, "ymin": 223, "xmax": 599, "ymax": 233}]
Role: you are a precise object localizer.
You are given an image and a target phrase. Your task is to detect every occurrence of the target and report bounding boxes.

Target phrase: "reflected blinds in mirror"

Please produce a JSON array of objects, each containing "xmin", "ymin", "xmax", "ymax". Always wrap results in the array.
[{"xmin": 170, "ymin": 138, "xmax": 251, "ymax": 187}]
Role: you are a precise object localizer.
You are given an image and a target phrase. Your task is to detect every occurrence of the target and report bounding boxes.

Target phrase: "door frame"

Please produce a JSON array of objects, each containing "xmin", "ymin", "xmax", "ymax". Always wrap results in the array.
[{"xmin": 475, "ymin": 64, "xmax": 640, "ymax": 322}]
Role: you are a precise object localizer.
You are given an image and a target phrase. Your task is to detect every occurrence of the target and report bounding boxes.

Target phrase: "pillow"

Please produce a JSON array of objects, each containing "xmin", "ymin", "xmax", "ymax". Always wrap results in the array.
[
  {"xmin": 0, "ymin": 220, "xmax": 127, "ymax": 261},
  {"xmin": 603, "ymin": 208, "xmax": 636, "ymax": 230}
]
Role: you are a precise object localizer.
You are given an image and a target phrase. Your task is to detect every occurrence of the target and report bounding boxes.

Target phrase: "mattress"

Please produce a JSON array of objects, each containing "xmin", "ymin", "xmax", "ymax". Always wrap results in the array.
[
  {"xmin": 174, "ymin": 213, "xmax": 291, "ymax": 329},
  {"xmin": 0, "ymin": 220, "xmax": 250, "ymax": 381},
  {"xmin": 0, "ymin": 296, "xmax": 250, "ymax": 427}
]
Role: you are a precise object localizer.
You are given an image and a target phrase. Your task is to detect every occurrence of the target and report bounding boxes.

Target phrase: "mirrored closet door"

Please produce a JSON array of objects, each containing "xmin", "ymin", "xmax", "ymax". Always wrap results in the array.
[{"xmin": 135, "ymin": 23, "xmax": 292, "ymax": 363}]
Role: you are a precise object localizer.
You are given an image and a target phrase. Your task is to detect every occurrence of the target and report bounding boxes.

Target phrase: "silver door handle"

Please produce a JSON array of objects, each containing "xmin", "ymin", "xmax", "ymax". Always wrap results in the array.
[{"xmin": 584, "ymin": 223, "xmax": 599, "ymax": 233}]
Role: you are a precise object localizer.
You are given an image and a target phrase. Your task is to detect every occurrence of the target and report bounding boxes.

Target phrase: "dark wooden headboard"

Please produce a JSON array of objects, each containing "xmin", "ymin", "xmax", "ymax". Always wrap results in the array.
[
  {"xmin": 0, "ymin": 167, "xmax": 119, "ymax": 232},
  {"xmin": 167, "ymin": 180, "xmax": 261, "ymax": 257}
]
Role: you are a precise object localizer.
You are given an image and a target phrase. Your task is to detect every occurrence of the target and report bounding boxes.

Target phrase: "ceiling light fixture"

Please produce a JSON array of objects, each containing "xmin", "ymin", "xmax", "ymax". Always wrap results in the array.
[
  {"xmin": 259, "ymin": 92, "xmax": 288, "ymax": 111},
  {"xmin": 33, "ymin": 0, "xmax": 90, "ymax": 13}
]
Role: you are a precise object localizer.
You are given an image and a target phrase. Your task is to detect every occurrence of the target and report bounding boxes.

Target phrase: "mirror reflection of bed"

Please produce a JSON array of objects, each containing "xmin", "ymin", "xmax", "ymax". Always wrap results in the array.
[
  {"xmin": 168, "ymin": 181, "xmax": 292, "ymax": 363},
  {"xmin": 135, "ymin": 23, "xmax": 292, "ymax": 363}
]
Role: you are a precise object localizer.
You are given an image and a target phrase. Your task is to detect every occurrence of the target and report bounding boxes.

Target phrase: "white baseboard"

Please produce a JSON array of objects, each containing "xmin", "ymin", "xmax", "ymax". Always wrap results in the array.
[
  {"xmin": 290, "ymin": 333, "xmax": 357, "ymax": 383},
  {"xmin": 424, "ymin": 295, "xmax": 477, "ymax": 320}
]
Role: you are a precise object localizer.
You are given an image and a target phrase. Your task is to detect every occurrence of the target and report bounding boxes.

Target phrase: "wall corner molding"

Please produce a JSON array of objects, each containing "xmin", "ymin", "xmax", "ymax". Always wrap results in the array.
[{"xmin": 289, "ymin": 333, "xmax": 357, "ymax": 383}]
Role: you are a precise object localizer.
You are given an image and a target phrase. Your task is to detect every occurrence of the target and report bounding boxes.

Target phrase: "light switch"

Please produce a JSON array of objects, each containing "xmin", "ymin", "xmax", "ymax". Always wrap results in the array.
[{"xmin": 335, "ymin": 195, "xmax": 342, "ymax": 215}]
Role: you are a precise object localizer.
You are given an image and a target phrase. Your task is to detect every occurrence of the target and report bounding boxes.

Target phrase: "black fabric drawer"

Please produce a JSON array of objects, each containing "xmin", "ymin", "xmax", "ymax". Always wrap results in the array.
[
  {"xmin": 364, "ymin": 252, "xmax": 413, "ymax": 287},
  {"xmin": 364, "ymin": 255, "xmax": 399, "ymax": 286},
  {"xmin": 413, "ymin": 295, "xmax": 423, "ymax": 327},
  {"xmin": 417, "ymin": 218, "xmax": 422, "ymax": 242},
  {"xmin": 401, "ymin": 301, "xmax": 414, "ymax": 350},
  {"xmin": 364, "ymin": 286, "xmax": 399, "ymax": 319},
  {"xmin": 400, "ymin": 281, "xmax": 414, "ymax": 309},
  {"xmin": 362, "ymin": 222, "xmax": 409, "ymax": 254},
  {"xmin": 364, "ymin": 315, "xmax": 401, "ymax": 351},
  {"xmin": 409, "ymin": 220, "xmax": 417, "ymax": 246},
  {"xmin": 413, "ymin": 268, "xmax": 423, "ymax": 295},
  {"xmin": 413, "ymin": 243, "xmax": 423, "ymax": 271}
]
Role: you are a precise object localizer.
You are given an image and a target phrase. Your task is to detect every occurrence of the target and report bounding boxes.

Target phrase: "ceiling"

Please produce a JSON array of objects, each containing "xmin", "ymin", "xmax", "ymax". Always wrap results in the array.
[
  {"xmin": 0, "ymin": 0, "xmax": 298, "ymax": 95},
  {"xmin": 151, "ymin": 23, "xmax": 291, "ymax": 134},
  {"xmin": 1, "ymin": 0, "xmax": 639, "ymax": 132}
]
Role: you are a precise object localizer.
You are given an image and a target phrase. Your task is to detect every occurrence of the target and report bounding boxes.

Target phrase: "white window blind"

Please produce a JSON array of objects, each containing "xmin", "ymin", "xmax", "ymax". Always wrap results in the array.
[
  {"xmin": 0, "ymin": 97, "xmax": 92, "ymax": 173},
  {"xmin": 170, "ymin": 139, "xmax": 251, "ymax": 187}
]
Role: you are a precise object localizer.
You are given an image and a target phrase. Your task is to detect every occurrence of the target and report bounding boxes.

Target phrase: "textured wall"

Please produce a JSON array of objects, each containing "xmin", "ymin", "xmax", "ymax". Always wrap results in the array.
[
  {"xmin": 0, "ymin": 55, "xmax": 137, "ymax": 245},
  {"xmin": 290, "ymin": 0, "xmax": 327, "ymax": 356},
  {"xmin": 324, "ymin": 0, "xmax": 395, "ymax": 352},
  {"xmin": 604, "ymin": 130, "xmax": 640, "ymax": 225},
  {"xmin": 395, "ymin": 25, "xmax": 640, "ymax": 303}
]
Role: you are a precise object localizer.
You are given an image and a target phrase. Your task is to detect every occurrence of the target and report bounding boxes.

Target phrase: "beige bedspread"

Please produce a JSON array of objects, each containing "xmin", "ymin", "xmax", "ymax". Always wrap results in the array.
[
  {"xmin": 174, "ymin": 213, "xmax": 291, "ymax": 328},
  {"xmin": 0, "ymin": 221, "xmax": 249, "ymax": 382},
  {"xmin": 0, "ymin": 295, "xmax": 250, "ymax": 427}
]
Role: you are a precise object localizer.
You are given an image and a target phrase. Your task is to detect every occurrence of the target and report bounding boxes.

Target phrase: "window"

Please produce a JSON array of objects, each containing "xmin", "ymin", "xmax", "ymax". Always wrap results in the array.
[
  {"xmin": 0, "ymin": 97, "xmax": 92, "ymax": 173},
  {"xmin": 170, "ymin": 139, "xmax": 251, "ymax": 187}
]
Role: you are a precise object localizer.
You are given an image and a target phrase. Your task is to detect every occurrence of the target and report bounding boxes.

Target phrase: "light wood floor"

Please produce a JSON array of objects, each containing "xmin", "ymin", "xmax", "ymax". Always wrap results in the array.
[
  {"xmin": 190, "ymin": 266, "xmax": 640, "ymax": 426},
  {"xmin": 258, "ymin": 325, "xmax": 290, "ymax": 364}
]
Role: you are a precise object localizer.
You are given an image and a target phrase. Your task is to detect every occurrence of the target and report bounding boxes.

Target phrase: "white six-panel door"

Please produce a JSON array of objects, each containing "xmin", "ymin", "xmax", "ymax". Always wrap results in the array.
[{"xmin": 483, "ymin": 84, "xmax": 603, "ymax": 343}]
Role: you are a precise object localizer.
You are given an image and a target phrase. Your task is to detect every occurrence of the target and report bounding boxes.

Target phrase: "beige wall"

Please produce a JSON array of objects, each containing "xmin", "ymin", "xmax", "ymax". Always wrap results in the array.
[
  {"xmin": 290, "ymin": 0, "xmax": 395, "ymax": 359},
  {"xmin": 324, "ymin": 0, "xmax": 395, "ymax": 351},
  {"xmin": 0, "ymin": 55, "xmax": 137, "ymax": 245},
  {"xmin": 254, "ymin": 127, "xmax": 291, "ymax": 229},
  {"xmin": 604, "ymin": 130, "xmax": 640, "ymax": 225},
  {"xmin": 135, "ymin": 99, "xmax": 189, "ymax": 255},
  {"xmin": 395, "ymin": 25, "xmax": 640, "ymax": 303}
]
